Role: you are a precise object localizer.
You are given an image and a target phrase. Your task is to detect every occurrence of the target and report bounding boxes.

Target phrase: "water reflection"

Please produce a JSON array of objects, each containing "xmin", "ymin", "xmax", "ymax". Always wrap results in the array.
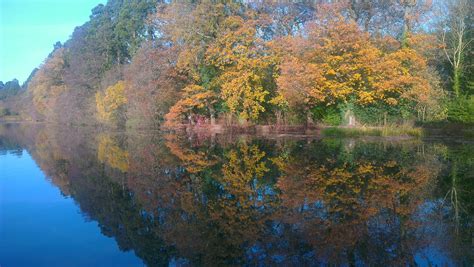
[{"xmin": 0, "ymin": 123, "xmax": 473, "ymax": 266}]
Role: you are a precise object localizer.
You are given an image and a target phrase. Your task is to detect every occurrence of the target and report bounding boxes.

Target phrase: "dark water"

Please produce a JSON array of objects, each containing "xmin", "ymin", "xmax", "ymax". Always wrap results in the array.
[{"xmin": 0, "ymin": 123, "xmax": 473, "ymax": 266}]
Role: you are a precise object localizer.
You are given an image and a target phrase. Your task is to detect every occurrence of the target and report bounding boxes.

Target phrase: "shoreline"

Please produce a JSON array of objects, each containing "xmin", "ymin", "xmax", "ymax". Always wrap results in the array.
[{"xmin": 2, "ymin": 119, "xmax": 473, "ymax": 139}]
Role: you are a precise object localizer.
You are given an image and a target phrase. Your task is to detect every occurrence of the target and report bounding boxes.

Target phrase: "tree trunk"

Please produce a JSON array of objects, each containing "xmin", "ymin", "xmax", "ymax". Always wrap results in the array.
[
  {"xmin": 275, "ymin": 110, "xmax": 282, "ymax": 131},
  {"xmin": 306, "ymin": 112, "xmax": 313, "ymax": 128},
  {"xmin": 209, "ymin": 107, "xmax": 216, "ymax": 125},
  {"xmin": 210, "ymin": 114, "xmax": 216, "ymax": 125},
  {"xmin": 453, "ymin": 67, "xmax": 461, "ymax": 98},
  {"xmin": 402, "ymin": 0, "xmax": 415, "ymax": 48}
]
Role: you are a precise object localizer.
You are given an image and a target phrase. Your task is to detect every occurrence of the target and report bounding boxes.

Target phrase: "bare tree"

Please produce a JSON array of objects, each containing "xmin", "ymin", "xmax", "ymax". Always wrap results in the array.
[{"xmin": 441, "ymin": 0, "xmax": 473, "ymax": 97}]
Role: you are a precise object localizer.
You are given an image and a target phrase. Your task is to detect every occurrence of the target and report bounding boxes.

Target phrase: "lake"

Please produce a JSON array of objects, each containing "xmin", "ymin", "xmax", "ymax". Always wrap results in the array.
[{"xmin": 0, "ymin": 123, "xmax": 473, "ymax": 266}]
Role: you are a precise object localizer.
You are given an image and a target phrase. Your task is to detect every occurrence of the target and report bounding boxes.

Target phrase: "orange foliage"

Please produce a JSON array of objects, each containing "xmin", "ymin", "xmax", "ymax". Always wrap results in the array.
[
  {"xmin": 160, "ymin": 2, "xmax": 442, "ymax": 125},
  {"xmin": 277, "ymin": 11, "xmax": 437, "ymax": 115},
  {"xmin": 165, "ymin": 85, "xmax": 217, "ymax": 126}
]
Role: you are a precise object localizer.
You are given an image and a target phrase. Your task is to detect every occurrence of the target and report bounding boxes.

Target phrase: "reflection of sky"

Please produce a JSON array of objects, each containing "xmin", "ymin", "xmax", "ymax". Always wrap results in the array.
[
  {"xmin": 0, "ymin": 150, "xmax": 143, "ymax": 266},
  {"xmin": 413, "ymin": 201, "xmax": 455, "ymax": 267},
  {"xmin": 416, "ymin": 247, "xmax": 453, "ymax": 267}
]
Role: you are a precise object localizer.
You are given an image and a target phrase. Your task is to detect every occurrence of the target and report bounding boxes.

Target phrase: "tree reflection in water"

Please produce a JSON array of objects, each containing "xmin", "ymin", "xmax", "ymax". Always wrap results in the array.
[{"xmin": 0, "ymin": 123, "xmax": 472, "ymax": 266}]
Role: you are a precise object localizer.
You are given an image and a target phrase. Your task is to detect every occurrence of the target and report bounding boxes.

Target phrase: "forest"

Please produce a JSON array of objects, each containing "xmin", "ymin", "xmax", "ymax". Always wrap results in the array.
[{"xmin": 0, "ymin": 0, "xmax": 473, "ymax": 129}]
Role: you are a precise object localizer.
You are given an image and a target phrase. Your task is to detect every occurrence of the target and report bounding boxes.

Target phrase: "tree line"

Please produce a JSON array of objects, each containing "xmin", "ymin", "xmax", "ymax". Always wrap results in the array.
[{"xmin": 1, "ymin": 0, "xmax": 473, "ymax": 127}]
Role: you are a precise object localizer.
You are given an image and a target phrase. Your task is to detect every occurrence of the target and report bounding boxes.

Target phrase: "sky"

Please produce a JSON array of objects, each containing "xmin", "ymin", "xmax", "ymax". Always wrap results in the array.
[{"xmin": 0, "ymin": 0, "xmax": 106, "ymax": 84}]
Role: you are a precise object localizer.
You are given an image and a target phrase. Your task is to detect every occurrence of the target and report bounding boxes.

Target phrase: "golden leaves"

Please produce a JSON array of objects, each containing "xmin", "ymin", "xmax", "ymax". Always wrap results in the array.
[
  {"xmin": 219, "ymin": 71, "xmax": 269, "ymax": 120},
  {"xmin": 277, "ymin": 19, "xmax": 385, "ymax": 108},
  {"xmin": 277, "ymin": 17, "xmax": 436, "ymax": 114},
  {"xmin": 95, "ymin": 81, "xmax": 128, "ymax": 123},
  {"xmin": 206, "ymin": 17, "xmax": 277, "ymax": 121},
  {"xmin": 163, "ymin": 3, "xmax": 439, "ymax": 124},
  {"xmin": 165, "ymin": 15, "xmax": 279, "ymax": 124}
]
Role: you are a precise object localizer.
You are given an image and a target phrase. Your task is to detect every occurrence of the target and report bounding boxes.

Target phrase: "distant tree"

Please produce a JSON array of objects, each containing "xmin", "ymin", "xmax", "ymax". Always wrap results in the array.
[
  {"xmin": 2, "ymin": 79, "xmax": 20, "ymax": 91},
  {"xmin": 248, "ymin": 2, "xmax": 316, "ymax": 39},
  {"xmin": 0, "ymin": 79, "xmax": 21, "ymax": 100},
  {"xmin": 114, "ymin": 0, "xmax": 156, "ymax": 60},
  {"xmin": 60, "ymin": 0, "xmax": 154, "ymax": 91},
  {"xmin": 0, "ymin": 108, "xmax": 11, "ymax": 117}
]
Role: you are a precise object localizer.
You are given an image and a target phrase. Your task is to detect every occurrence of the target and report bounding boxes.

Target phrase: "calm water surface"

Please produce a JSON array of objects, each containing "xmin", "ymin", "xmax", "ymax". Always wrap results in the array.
[{"xmin": 0, "ymin": 123, "xmax": 473, "ymax": 266}]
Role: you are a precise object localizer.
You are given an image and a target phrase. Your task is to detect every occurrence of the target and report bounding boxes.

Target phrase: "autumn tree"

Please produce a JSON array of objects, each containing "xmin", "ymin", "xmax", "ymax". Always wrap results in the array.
[
  {"xmin": 377, "ymin": 45, "xmax": 445, "ymax": 121},
  {"xmin": 125, "ymin": 44, "xmax": 185, "ymax": 127},
  {"xmin": 164, "ymin": 85, "xmax": 218, "ymax": 126},
  {"xmin": 156, "ymin": 2, "xmax": 240, "ymax": 125},
  {"xmin": 28, "ymin": 48, "xmax": 68, "ymax": 120},
  {"xmin": 152, "ymin": 2, "xmax": 241, "ymax": 80},
  {"xmin": 277, "ymin": 5, "xmax": 441, "ymax": 124},
  {"xmin": 95, "ymin": 81, "xmax": 128, "ymax": 126},
  {"xmin": 1, "ymin": 1, "xmax": 463, "ymax": 127},
  {"xmin": 164, "ymin": 8, "xmax": 280, "ymax": 125},
  {"xmin": 277, "ymin": 12, "xmax": 384, "ymax": 123},
  {"xmin": 206, "ymin": 16, "xmax": 278, "ymax": 123}
]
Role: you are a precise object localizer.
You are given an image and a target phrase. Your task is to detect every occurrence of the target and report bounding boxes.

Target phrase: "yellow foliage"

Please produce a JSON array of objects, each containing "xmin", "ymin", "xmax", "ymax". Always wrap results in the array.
[
  {"xmin": 163, "ymin": 4, "xmax": 440, "ymax": 124},
  {"xmin": 376, "ymin": 47, "xmax": 431, "ymax": 105},
  {"xmin": 277, "ymin": 15, "xmax": 437, "ymax": 115},
  {"xmin": 206, "ymin": 16, "xmax": 277, "ymax": 121},
  {"xmin": 95, "ymin": 81, "xmax": 128, "ymax": 123},
  {"xmin": 219, "ymin": 71, "xmax": 269, "ymax": 121},
  {"xmin": 165, "ymin": 16, "xmax": 278, "ymax": 124}
]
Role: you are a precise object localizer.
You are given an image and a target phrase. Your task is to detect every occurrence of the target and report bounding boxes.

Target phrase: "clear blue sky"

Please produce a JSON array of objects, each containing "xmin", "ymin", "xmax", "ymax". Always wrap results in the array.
[{"xmin": 0, "ymin": 0, "xmax": 106, "ymax": 83}]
